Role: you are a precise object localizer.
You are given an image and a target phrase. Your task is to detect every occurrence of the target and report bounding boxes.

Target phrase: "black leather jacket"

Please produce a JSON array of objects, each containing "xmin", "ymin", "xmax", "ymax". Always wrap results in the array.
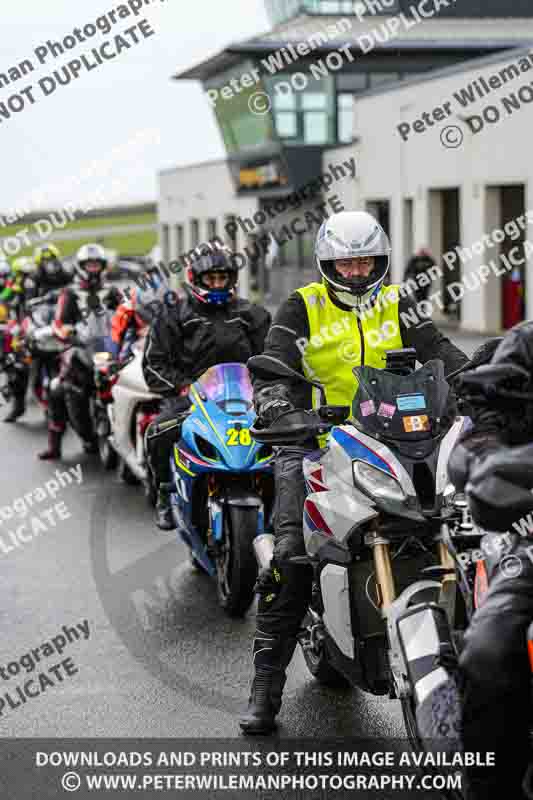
[
  {"xmin": 449, "ymin": 320, "xmax": 533, "ymax": 530},
  {"xmin": 142, "ymin": 288, "xmax": 271, "ymax": 396}
]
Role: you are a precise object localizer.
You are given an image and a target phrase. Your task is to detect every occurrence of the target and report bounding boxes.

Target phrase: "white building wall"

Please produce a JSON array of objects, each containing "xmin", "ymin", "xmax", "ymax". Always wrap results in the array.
[
  {"xmin": 321, "ymin": 143, "xmax": 358, "ymax": 213},
  {"xmin": 158, "ymin": 159, "xmax": 259, "ymax": 298},
  {"xmin": 353, "ymin": 47, "xmax": 533, "ymax": 333}
]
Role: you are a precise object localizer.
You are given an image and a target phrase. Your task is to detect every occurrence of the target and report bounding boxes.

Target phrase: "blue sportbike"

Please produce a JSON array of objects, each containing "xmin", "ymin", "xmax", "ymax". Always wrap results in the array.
[{"xmin": 170, "ymin": 363, "xmax": 274, "ymax": 616}]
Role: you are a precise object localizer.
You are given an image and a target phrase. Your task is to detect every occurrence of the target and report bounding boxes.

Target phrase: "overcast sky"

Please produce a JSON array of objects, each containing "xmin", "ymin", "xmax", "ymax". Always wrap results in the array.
[{"xmin": 1, "ymin": 0, "xmax": 269, "ymax": 214}]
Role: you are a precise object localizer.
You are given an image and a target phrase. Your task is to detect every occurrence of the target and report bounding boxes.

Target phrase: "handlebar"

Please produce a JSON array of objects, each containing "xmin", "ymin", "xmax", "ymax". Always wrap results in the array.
[
  {"xmin": 250, "ymin": 405, "xmax": 350, "ymax": 445},
  {"xmin": 26, "ymin": 290, "xmax": 60, "ymax": 309}
]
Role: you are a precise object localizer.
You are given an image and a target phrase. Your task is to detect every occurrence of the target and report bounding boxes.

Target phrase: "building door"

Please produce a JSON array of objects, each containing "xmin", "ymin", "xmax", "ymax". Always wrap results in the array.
[
  {"xmin": 500, "ymin": 185, "xmax": 526, "ymax": 329},
  {"xmin": 429, "ymin": 188, "xmax": 461, "ymax": 321},
  {"xmin": 367, "ymin": 200, "xmax": 391, "ymax": 282},
  {"xmin": 441, "ymin": 189, "xmax": 461, "ymax": 320},
  {"xmin": 366, "ymin": 200, "xmax": 390, "ymax": 237}
]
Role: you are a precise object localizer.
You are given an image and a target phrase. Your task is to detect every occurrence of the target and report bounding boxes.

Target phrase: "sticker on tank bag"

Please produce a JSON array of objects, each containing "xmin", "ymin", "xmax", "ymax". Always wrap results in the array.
[
  {"xmin": 377, "ymin": 402, "xmax": 395, "ymax": 418},
  {"xmin": 396, "ymin": 394, "xmax": 426, "ymax": 411},
  {"xmin": 359, "ymin": 400, "xmax": 376, "ymax": 416},
  {"xmin": 403, "ymin": 414, "xmax": 430, "ymax": 432}
]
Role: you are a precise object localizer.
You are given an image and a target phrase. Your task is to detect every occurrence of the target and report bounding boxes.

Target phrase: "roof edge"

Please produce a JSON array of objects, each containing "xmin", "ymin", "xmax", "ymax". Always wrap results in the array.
[{"xmin": 355, "ymin": 42, "xmax": 533, "ymax": 101}]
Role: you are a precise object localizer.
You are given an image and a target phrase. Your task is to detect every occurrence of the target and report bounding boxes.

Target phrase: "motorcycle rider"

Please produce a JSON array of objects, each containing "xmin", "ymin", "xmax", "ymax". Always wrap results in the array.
[
  {"xmin": 37, "ymin": 243, "xmax": 119, "ymax": 460},
  {"xmin": 442, "ymin": 324, "xmax": 533, "ymax": 800},
  {"xmin": 240, "ymin": 210, "xmax": 469, "ymax": 735},
  {"xmin": 0, "ymin": 256, "xmax": 38, "ymax": 317},
  {"xmin": 111, "ymin": 264, "xmax": 170, "ymax": 360},
  {"xmin": 32, "ymin": 243, "xmax": 73, "ymax": 298},
  {"xmin": 142, "ymin": 241, "xmax": 271, "ymax": 530},
  {"xmin": 0, "ymin": 255, "xmax": 11, "ymax": 293},
  {"xmin": 3, "ymin": 250, "xmax": 72, "ymax": 423}
]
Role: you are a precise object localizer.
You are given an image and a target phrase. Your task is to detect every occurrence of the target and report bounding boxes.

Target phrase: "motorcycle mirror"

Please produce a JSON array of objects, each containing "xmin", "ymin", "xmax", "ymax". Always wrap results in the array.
[{"xmin": 248, "ymin": 355, "xmax": 326, "ymax": 405}]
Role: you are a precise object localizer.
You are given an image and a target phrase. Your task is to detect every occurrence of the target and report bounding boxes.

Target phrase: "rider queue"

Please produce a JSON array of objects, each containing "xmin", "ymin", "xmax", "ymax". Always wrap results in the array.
[{"xmin": 1, "ymin": 212, "xmax": 530, "ymax": 800}]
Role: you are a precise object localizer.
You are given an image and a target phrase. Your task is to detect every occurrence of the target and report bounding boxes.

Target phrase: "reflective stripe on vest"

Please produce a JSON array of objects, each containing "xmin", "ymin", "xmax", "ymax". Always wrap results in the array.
[{"xmin": 296, "ymin": 282, "xmax": 404, "ymax": 411}]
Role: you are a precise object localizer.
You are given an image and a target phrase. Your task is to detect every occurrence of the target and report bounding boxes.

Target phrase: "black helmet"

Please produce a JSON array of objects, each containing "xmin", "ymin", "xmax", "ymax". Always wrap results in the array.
[{"xmin": 186, "ymin": 241, "xmax": 240, "ymax": 305}]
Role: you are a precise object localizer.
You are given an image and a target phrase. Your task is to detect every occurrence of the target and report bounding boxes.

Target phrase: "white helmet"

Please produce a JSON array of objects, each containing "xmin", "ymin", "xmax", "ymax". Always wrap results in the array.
[
  {"xmin": 0, "ymin": 255, "xmax": 10, "ymax": 277},
  {"xmin": 76, "ymin": 243, "xmax": 108, "ymax": 290},
  {"xmin": 76, "ymin": 243, "xmax": 107, "ymax": 267},
  {"xmin": 315, "ymin": 211, "xmax": 391, "ymax": 308}
]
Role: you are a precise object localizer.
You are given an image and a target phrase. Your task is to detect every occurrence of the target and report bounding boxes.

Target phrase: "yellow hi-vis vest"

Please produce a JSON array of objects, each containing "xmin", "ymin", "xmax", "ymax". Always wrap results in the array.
[{"xmin": 296, "ymin": 282, "xmax": 404, "ymax": 411}]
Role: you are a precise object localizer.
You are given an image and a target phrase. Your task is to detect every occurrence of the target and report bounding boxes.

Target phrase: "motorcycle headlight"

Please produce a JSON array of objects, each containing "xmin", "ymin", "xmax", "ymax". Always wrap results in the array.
[{"xmin": 352, "ymin": 460, "xmax": 406, "ymax": 502}]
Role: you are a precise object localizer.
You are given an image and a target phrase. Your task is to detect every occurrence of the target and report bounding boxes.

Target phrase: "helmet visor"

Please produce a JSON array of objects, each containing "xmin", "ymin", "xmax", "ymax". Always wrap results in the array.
[
  {"xmin": 320, "ymin": 255, "xmax": 389, "ymax": 297},
  {"xmin": 199, "ymin": 270, "xmax": 232, "ymax": 290},
  {"xmin": 316, "ymin": 218, "xmax": 391, "ymax": 262},
  {"xmin": 82, "ymin": 260, "xmax": 105, "ymax": 274}
]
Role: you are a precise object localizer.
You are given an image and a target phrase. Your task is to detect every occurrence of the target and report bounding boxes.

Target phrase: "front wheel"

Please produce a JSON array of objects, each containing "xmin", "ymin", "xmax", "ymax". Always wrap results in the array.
[
  {"xmin": 144, "ymin": 471, "xmax": 158, "ymax": 507},
  {"xmin": 216, "ymin": 505, "xmax": 258, "ymax": 617},
  {"xmin": 401, "ymin": 694, "xmax": 464, "ymax": 799},
  {"xmin": 95, "ymin": 409, "xmax": 117, "ymax": 470}
]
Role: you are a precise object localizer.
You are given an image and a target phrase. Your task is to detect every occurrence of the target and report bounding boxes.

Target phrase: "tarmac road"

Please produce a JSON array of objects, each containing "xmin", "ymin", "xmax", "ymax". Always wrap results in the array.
[{"xmin": 0, "ymin": 331, "xmax": 482, "ymax": 796}]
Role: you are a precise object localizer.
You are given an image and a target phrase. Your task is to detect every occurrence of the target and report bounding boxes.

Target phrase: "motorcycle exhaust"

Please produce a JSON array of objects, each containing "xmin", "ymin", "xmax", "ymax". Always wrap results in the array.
[{"xmin": 253, "ymin": 533, "xmax": 274, "ymax": 571}]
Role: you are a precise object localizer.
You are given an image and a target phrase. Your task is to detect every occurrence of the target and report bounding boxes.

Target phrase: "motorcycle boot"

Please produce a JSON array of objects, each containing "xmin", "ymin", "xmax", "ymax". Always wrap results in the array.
[
  {"xmin": 156, "ymin": 481, "xmax": 175, "ymax": 531},
  {"xmin": 4, "ymin": 364, "xmax": 29, "ymax": 422},
  {"xmin": 239, "ymin": 631, "xmax": 297, "ymax": 735},
  {"xmin": 38, "ymin": 429, "xmax": 64, "ymax": 460},
  {"xmin": 4, "ymin": 394, "xmax": 26, "ymax": 423}
]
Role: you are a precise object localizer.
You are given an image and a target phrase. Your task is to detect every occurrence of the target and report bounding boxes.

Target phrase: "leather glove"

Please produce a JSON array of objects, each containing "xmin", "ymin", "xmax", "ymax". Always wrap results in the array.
[{"xmin": 257, "ymin": 397, "xmax": 294, "ymax": 427}]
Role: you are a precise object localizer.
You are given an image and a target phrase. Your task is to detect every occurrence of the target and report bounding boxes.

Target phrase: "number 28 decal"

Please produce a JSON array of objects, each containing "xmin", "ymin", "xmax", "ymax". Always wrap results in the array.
[{"xmin": 226, "ymin": 427, "xmax": 252, "ymax": 446}]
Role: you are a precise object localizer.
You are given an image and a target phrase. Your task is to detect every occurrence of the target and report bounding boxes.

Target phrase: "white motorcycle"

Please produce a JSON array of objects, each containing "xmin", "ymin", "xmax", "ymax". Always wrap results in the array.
[
  {"xmin": 94, "ymin": 336, "xmax": 161, "ymax": 504},
  {"xmin": 249, "ymin": 349, "xmax": 473, "ymax": 790}
]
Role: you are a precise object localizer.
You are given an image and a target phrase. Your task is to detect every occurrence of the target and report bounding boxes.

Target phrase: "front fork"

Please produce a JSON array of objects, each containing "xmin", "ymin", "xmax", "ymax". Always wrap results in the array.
[
  {"xmin": 365, "ymin": 528, "xmax": 457, "ymax": 701},
  {"xmin": 365, "ymin": 529, "xmax": 456, "ymax": 615}
]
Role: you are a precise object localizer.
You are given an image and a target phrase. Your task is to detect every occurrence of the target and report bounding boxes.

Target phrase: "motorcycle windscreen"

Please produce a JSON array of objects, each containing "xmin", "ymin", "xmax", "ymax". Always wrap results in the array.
[
  {"xmin": 196, "ymin": 363, "xmax": 253, "ymax": 414},
  {"xmin": 352, "ymin": 359, "xmax": 456, "ymax": 442},
  {"xmin": 32, "ymin": 305, "xmax": 55, "ymax": 327},
  {"xmin": 78, "ymin": 310, "xmax": 114, "ymax": 354}
]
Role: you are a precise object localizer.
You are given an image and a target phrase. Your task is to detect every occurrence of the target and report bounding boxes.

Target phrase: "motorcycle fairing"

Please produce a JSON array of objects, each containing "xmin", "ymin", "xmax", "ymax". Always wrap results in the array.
[
  {"xmin": 303, "ymin": 489, "xmax": 378, "ymax": 553},
  {"xmin": 171, "ymin": 364, "xmax": 273, "ymax": 575},
  {"xmin": 320, "ymin": 564, "xmax": 354, "ymax": 659},
  {"xmin": 179, "ymin": 364, "xmax": 273, "ymax": 474}
]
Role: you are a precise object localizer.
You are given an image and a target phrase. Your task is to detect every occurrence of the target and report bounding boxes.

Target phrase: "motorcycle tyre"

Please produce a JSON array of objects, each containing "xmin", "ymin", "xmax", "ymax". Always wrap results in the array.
[
  {"xmin": 144, "ymin": 472, "xmax": 158, "ymax": 508},
  {"xmin": 400, "ymin": 695, "xmax": 464, "ymax": 800},
  {"xmin": 217, "ymin": 506, "xmax": 258, "ymax": 618},
  {"xmin": 96, "ymin": 411, "xmax": 118, "ymax": 471}
]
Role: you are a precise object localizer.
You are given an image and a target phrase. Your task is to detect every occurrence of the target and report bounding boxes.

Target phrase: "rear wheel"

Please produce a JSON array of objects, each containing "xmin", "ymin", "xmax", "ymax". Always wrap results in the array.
[
  {"xmin": 216, "ymin": 506, "xmax": 258, "ymax": 617},
  {"xmin": 299, "ymin": 610, "xmax": 350, "ymax": 688}
]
